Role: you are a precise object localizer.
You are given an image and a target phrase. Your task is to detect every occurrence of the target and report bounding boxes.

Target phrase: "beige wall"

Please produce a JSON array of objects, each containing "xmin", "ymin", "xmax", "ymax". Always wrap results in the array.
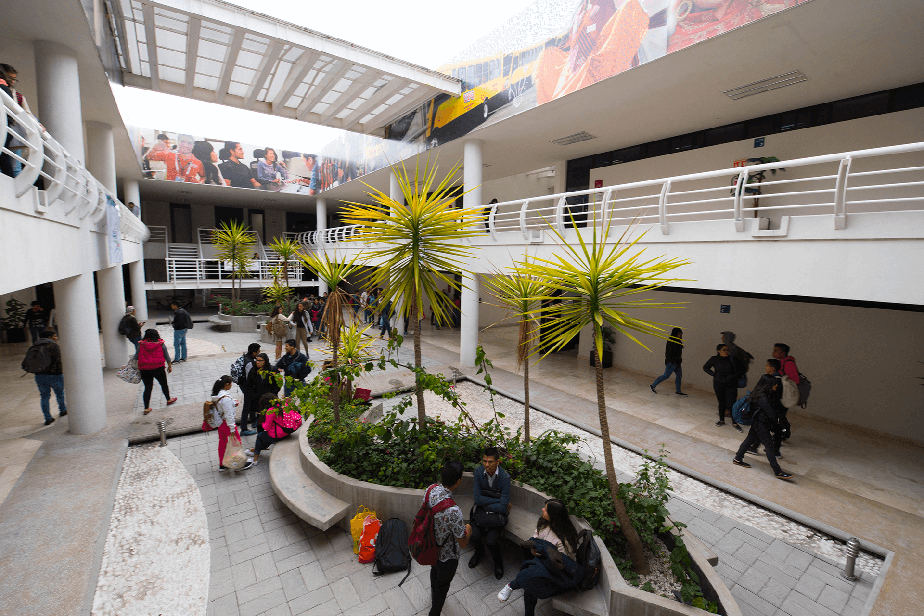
[{"xmin": 575, "ymin": 289, "xmax": 924, "ymax": 445}]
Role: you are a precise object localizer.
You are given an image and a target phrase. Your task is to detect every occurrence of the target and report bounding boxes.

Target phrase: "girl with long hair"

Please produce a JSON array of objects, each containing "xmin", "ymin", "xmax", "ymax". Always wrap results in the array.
[
  {"xmin": 138, "ymin": 329, "xmax": 177, "ymax": 415},
  {"xmin": 287, "ymin": 302, "xmax": 313, "ymax": 352},
  {"xmin": 243, "ymin": 353, "xmax": 280, "ymax": 432},
  {"xmin": 211, "ymin": 375, "xmax": 252, "ymax": 471},
  {"xmin": 267, "ymin": 305, "xmax": 289, "ymax": 360},
  {"xmin": 731, "ymin": 373, "xmax": 794, "ymax": 479}
]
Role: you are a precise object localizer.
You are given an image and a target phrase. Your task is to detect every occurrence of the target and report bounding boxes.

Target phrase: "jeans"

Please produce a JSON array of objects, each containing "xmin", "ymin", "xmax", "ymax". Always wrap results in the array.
[
  {"xmin": 29, "ymin": 326, "xmax": 42, "ymax": 344},
  {"xmin": 34, "ymin": 374, "xmax": 66, "ymax": 421},
  {"xmin": 508, "ymin": 580, "xmax": 540, "ymax": 616},
  {"xmin": 428, "ymin": 558, "xmax": 459, "ymax": 616},
  {"xmin": 380, "ymin": 315, "xmax": 392, "ymax": 338},
  {"xmin": 128, "ymin": 336, "xmax": 141, "ymax": 355},
  {"xmin": 254, "ymin": 431, "xmax": 284, "ymax": 456},
  {"xmin": 651, "ymin": 363, "xmax": 682, "ymax": 393},
  {"xmin": 173, "ymin": 328, "xmax": 187, "ymax": 360}
]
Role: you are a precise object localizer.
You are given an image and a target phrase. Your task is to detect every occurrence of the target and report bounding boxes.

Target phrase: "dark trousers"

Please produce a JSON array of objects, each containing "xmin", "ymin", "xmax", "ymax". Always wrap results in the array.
[
  {"xmin": 713, "ymin": 382, "xmax": 737, "ymax": 422},
  {"xmin": 735, "ymin": 416, "xmax": 781, "ymax": 473},
  {"xmin": 241, "ymin": 393, "xmax": 256, "ymax": 429},
  {"xmin": 772, "ymin": 409, "xmax": 789, "ymax": 454},
  {"xmin": 428, "ymin": 558, "xmax": 458, "ymax": 616},
  {"xmin": 140, "ymin": 367, "xmax": 170, "ymax": 408},
  {"xmin": 470, "ymin": 523, "xmax": 503, "ymax": 563},
  {"xmin": 254, "ymin": 431, "xmax": 284, "ymax": 456},
  {"xmin": 509, "ymin": 580, "xmax": 540, "ymax": 616}
]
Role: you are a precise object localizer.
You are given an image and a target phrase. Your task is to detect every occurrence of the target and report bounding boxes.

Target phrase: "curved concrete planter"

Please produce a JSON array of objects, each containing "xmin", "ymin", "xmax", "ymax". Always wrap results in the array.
[
  {"xmin": 295, "ymin": 433, "xmax": 741, "ymax": 616},
  {"xmin": 217, "ymin": 312, "xmax": 262, "ymax": 333}
]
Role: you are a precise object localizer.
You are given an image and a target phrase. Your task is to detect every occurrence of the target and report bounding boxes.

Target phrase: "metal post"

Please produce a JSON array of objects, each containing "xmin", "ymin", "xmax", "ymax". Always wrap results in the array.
[
  {"xmin": 842, "ymin": 537, "xmax": 860, "ymax": 581},
  {"xmin": 158, "ymin": 420, "xmax": 167, "ymax": 447}
]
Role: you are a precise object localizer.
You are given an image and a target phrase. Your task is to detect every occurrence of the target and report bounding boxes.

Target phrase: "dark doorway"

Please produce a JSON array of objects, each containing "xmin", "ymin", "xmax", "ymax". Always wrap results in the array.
[
  {"xmin": 286, "ymin": 211, "xmax": 316, "ymax": 234},
  {"xmin": 215, "ymin": 206, "xmax": 245, "ymax": 229},
  {"xmin": 170, "ymin": 203, "xmax": 192, "ymax": 243},
  {"xmin": 538, "ymin": 290, "xmax": 580, "ymax": 355},
  {"xmin": 35, "ymin": 282, "xmax": 55, "ymax": 311}
]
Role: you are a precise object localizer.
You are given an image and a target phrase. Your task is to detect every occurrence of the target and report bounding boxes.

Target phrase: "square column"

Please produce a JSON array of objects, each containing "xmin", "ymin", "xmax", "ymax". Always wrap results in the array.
[
  {"xmin": 53, "ymin": 273, "xmax": 107, "ymax": 434},
  {"xmin": 460, "ymin": 140, "xmax": 483, "ymax": 367}
]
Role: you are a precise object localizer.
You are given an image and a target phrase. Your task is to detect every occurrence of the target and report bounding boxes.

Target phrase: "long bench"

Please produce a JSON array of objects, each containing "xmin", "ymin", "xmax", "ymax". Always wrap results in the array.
[
  {"xmin": 207, "ymin": 314, "xmax": 232, "ymax": 329},
  {"xmin": 270, "ymin": 423, "xmax": 741, "ymax": 616}
]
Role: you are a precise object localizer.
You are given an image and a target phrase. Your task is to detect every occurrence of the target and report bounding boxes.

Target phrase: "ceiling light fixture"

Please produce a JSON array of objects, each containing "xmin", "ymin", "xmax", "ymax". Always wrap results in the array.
[
  {"xmin": 723, "ymin": 71, "xmax": 807, "ymax": 100},
  {"xmin": 550, "ymin": 131, "xmax": 597, "ymax": 146}
]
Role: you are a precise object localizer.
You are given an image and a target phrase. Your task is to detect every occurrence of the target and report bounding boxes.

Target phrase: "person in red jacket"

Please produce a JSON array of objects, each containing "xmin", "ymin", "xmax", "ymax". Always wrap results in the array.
[
  {"xmin": 772, "ymin": 343, "xmax": 800, "ymax": 384},
  {"xmin": 137, "ymin": 329, "xmax": 177, "ymax": 415}
]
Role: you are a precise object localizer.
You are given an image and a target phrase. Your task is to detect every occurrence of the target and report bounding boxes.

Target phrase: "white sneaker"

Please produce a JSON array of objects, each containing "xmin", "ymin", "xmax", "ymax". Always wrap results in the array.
[{"xmin": 498, "ymin": 585, "xmax": 512, "ymax": 602}]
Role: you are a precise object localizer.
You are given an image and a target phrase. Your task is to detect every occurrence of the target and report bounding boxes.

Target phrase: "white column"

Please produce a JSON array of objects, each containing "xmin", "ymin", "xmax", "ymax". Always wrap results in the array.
[
  {"xmin": 85, "ymin": 121, "xmax": 116, "ymax": 193},
  {"xmin": 315, "ymin": 198, "xmax": 329, "ymax": 296},
  {"xmin": 389, "ymin": 171, "xmax": 407, "ymax": 335},
  {"xmin": 97, "ymin": 265, "xmax": 128, "ymax": 369},
  {"xmin": 460, "ymin": 140, "xmax": 483, "ymax": 367},
  {"xmin": 123, "ymin": 178, "xmax": 141, "ymax": 217},
  {"xmin": 129, "ymin": 260, "xmax": 148, "ymax": 321},
  {"xmin": 53, "ymin": 273, "xmax": 106, "ymax": 434},
  {"xmin": 33, "ymin": 41, "xmax": 84, "ymax": 163}
]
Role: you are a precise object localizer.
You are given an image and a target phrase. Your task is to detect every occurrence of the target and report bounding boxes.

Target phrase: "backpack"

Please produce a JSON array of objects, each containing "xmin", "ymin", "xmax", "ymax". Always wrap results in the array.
[
  {"xmin": 22, "ymin": 342, "xmax": 53, "ymax": 374},
  {"xmin": 183, "ymin": 309, "xmax": 194, "ymax": 329},
  {"xmin": 118, "ymin": 315, "xmax": 132, "ymax": 336},
  {"xmin": 731, "ymin": 391, "xmax": 755, "ymax": 426},
  {"xmin": 779, "ymin": 375, "xmax": 800, "ymax": 409},
  {"xmin": 295, "ymin": 358, "xmax": 312, "ymax": 380},
  {"xmin": 409, "ymin": 485, "xmax": 457, "ymax": 567},
  {"xmin": 796, "ymin": 372, "xmax": 812, "ymax": 408},
  {"xmin": 373, "ymin": 518, "xmax": 412, "ymax": 586},
  {"xmin": 202, "ymin": 400, "xmax": 222, "ymax": 429},
  {"xmin": 230, "ymin": 355, "xmax": 251, "ymax": 386},
  {"xmin": 575, "ymin": 529, "xmax": 602, "ymax": 591},
  {"xmin": 272, "ymin": 317, "xmax": 289, "ymax": 337}
]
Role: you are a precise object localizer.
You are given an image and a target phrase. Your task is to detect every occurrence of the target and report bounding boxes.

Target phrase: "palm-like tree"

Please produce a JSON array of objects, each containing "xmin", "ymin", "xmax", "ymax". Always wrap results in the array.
[
  {"xmin": 263, "ymin": 266, "xmax": 292, "ymax": 308},
  {"xmin": 516, "ymin": 215, "xmax": 689, "ymax": 575},
  {"xmin": 340, "ymin": 158, "xmax": 483, "ymax": 428},
  {"xmin": 298, "ymin": 251, "xmax": 363, "ymax": 421},
  {"xmin": 328, "ymin": 320, "xmax": 377, "ymax": 399},
  {"xmin": 267, "ymin": 237, "xmax": 301, "ymax": 290},
  {"xmin": 482, "ymin": 265, "xmax": 545, "ymax": 442},
  {"xmin": 212, "ymin": 221, "xmax": 256, "ymax": 303}
]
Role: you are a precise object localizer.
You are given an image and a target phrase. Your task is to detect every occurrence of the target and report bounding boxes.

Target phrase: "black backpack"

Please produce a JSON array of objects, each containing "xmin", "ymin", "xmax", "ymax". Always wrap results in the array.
[
  {"xmin": 575, "ymin": 529, "xmax": 602, "ymax": 591},
  {"xmin": 230, "ymin": 355, "xmax": 251, "ymax": 386},
  {"xmin": 295, "ymin": 355, "xmax": 312, "ymax": 380},
  {"xmin": 118, "ymin": 315, "xmax": 131, "ymax": 336},
  {"xmin": 22, "ymin": 342, "xmax": 54, "ymax": 374},
  {"xmin": 373, "ymin": 518, "xmax": 411, "ymax": 586}
]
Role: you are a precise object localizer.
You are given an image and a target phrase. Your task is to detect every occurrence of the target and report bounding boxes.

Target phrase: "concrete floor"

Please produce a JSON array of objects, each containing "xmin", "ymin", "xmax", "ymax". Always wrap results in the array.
[{"xmin": 0, "ymin": 318, "xmax": 921, "ymax": 615}]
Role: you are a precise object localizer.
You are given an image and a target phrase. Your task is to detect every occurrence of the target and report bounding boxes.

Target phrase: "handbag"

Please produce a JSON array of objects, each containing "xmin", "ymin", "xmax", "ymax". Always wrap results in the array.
[
  {"xmin": 116, "ymin": 356, "xmax": 141, "ymax": 384},
  {"xmin": 222, "ymin": 435, "xmax": 248, "ymax": 470},
  {"xmin": 470, "ymin": 485, "xmax": 507, "ymax": 528}
]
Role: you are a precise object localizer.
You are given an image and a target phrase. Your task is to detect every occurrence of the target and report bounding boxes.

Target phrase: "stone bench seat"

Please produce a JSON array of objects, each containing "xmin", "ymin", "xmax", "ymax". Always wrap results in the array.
[
  {"xmin": 268, "ymin": 434, "xmax": 351, "ymax": 531},
  {"xmin": 207, "ymin": 315, "xmax": 232, "ymax": 328}
]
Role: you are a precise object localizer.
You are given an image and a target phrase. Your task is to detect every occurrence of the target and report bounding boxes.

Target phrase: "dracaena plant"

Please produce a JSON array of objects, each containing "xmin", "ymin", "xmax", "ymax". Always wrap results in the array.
[
  {"xmin": 212, "ymin": 220, "xmax": 255, "ymax": 302},
  {"xmin": 267, "ymin": 237, "xmax": 301, "ymax": 290},
  {"xmin": 515, "ymin": 210, "xmax": 690, "ymax": 575},
  {"xmin": 340, "ymin": 157, "xmax": 484, "ymax": 428}
]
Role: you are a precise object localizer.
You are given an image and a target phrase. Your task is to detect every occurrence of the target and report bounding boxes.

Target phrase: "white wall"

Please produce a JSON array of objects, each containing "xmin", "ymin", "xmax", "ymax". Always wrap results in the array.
[{"xmin": 581, "ymin": 289, "xmax": 924, "ymax": 445}]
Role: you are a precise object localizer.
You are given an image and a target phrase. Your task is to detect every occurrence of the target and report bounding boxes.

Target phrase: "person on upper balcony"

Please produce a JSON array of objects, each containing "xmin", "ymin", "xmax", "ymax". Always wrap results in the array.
[
  {"xmin": 144, "ymin": 133, "xmax": 198, "ymax": 182},
  {"xmin": 219, "ymin": 141, "xmax": 260, "ymax": 189},
  {"xmin": 256, "ymin": 147, "xmax": 289, "ymax": 191}
]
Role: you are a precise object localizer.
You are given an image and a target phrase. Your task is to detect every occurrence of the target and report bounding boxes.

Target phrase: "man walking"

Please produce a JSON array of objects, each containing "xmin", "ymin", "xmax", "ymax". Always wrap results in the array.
[
  {"xmin": 120, "ymin": 306, "xmax": 144, "ymax": 354},
  {"xmin": 169, "ymin": 301, "xmax": 193, "ymax": 363},
  {"xmin": 23, "ymin": 301, "xmax": 47, "ymax": 344},
  {"xmin": 469, "ymin": 446, "xmax": 511, "ymax": 579},
  {"xmin": 275, "ymin": 339, "xmax": 310, "ymax": 397},
  {"xmin": 426, "ymin": 461, "xmax": 472, "ymax": 616},
  {"xmin": 23, "ymin": 330, "xmax": 66, "ymax": 425}
]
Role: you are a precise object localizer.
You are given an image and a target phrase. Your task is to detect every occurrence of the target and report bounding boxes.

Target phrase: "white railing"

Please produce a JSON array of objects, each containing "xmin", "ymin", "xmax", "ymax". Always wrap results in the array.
[
  {"xmin": 299, "ymin": 141, "xmax": 924, "ymax": 248},
  {"xmin": 0, "ymin": 88, "xmax": 149, "ymax": 242},
  {"xmin": 148, "ymin": 225, "xmax": 168, "ymax": 243},
  {"xmin": 165, "ymin": 258, "xmax": 304, "ymax": 283}
]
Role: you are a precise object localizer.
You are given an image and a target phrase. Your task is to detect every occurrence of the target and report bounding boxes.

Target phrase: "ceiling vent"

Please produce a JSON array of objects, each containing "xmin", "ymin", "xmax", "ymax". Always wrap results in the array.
[
  {"xmin": 723, "ymin": 71, "xmax": 807, "ymax": 100},
  {"xmin": 550, "ymin": 131, "xmax": 597, "ymax": 146}
]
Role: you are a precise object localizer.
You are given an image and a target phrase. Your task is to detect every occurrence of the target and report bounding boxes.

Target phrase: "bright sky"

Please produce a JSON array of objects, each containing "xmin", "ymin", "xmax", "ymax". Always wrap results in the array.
[{"xmin": 112, "ymin": 0, "xmax": 539, "ymax": 153}]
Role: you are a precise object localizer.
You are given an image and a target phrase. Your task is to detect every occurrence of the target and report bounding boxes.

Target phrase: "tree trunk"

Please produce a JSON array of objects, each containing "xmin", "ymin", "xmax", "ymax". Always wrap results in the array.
[
  {"xmin": 593, "ymin": 346, "xmax": 649, "ymax": 575},
  {"xmin": 329, "ymin": 295, "xmax": 341, "ymax": 422},
  {"xmin": 523, "ymin": 337, "xmax": 530, "ymax": 443},
  {"xmin": 412, "ymin": 292, "xmax": 426, "ymax": 429}
]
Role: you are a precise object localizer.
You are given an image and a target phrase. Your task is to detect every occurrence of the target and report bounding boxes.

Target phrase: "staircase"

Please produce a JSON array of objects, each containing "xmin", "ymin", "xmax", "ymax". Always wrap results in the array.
[{"xmin": 166, "ymin": 244, "xmax": 201, "ymax": 281}]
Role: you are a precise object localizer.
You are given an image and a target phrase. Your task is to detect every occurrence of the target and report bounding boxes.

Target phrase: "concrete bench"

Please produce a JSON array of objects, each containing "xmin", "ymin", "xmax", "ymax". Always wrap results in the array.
[
  {"xmin": 207, "ymin": 315, "xmax": 232, "ymax": 329},
  {"xmin": 268, "ymin": 425, "xmax": 351, "ymax": 532}
]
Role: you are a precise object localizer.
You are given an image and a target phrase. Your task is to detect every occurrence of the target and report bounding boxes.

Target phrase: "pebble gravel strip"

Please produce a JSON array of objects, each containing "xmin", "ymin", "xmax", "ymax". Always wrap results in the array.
[
  {"xmin": 381, "ymin": 382, "xmax": 883, "ymax": 576},
  {"xmin": 91, "ymin": 445, "xmax": 210, "ymax": 616}
]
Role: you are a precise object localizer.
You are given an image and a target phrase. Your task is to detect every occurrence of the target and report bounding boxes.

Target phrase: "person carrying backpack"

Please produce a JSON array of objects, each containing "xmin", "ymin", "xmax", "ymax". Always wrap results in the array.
[
  {"xmin": 23, "ymin": 330, "xmax": 66, "ymax": 425},
  {"xmin": 731, "ymin": 374, "xmax": 794, "ymax": 480},
  {"xmin": 497, "ymin": 498, "xmax": 582, "ymax": 615},
  {"xmin": 246, "ymin": 397, "xmax": 302, "ymax": 466},
  {"xmin": 232, "ymin": 343, "xmax": 261, "ymax": 435},
  {"xmin": 119, "ymin": 306, "xmax": 144, "ymax": 354},
  {"xmin": 169, "ymin": 301, "xmax": 193, "ymax": 363},
  {"xmin": 421, "ymin": 461, "xmax": 471, "ymax": 616}
]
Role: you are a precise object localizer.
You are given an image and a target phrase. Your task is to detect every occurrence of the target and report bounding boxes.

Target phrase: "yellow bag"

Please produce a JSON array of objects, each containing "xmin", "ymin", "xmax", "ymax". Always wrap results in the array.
[{"xmin": 350, "ymin": 507, "xmax": 375, "ymax": 554}]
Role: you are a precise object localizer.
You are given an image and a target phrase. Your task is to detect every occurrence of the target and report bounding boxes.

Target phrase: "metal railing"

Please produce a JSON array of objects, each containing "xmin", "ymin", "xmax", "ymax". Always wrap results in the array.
[
  {"xmin": 165, "ymin": 258, "xmax": 304, "ymax": 283},
  {"xmin": 0, "ymin": 88, "xmax": 149, "ymax": 243},
  {"xmin": 298, "ymin": 141, "xmax": 924, "ymax": 248}
]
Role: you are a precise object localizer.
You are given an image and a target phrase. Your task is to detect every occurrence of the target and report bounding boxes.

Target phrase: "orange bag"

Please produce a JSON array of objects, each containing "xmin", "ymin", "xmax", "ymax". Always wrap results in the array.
[{"xmin": 358, "ymin": 515, "xmax": 381, "ymax": 564}]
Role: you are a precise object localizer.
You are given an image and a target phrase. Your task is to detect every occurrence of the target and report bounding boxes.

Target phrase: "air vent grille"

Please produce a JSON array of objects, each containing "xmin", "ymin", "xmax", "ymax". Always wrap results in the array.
[
  {"xmin": 550, "ymin": 131, "xmax": 597, "ymax": 146},
  {"xmin": 723, "ymin": 71, "xmax": 807, "ymax": 100}
]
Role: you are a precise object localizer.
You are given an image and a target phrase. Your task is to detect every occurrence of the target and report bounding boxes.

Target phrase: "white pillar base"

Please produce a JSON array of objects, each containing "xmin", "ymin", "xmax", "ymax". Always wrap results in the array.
[
  {"xmin": 460, "ymin": 275, "xmax": 480, "ymax": 367},
  {"xmin": 53, "ymin": 273, "xmax": 107, "ymax": 434}
]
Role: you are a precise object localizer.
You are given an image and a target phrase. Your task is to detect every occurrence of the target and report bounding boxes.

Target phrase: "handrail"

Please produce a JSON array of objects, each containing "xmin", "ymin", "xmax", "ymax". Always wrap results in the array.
[
  {"xmin": 164, "ymin": 258, "xmax": 305, "ymax": 283},
  {"xmin": 0, "ymin": 88, "xmax": 150, "ymax": 243}
]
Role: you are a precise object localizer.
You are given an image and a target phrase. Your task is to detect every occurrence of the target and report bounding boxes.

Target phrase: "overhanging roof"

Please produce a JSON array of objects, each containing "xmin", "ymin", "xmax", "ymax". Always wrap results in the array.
[{"xmin": 111, "ymin": 0, "xmax": 460, "ymax": 136}]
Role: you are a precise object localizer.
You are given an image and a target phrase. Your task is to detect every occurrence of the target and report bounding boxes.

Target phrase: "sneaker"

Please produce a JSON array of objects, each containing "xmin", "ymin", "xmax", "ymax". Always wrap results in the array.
[
  {"xmin": 715, "ymin": 421, "xmax": 725, "ymax": 427},
  {"xmin": 649, "ymin": 384, "xmax": 657, "ymax": 394},
  {"xmin": 675, "ymin": 392, "xmax": 688, "ymax": 396},
  {"xmin": 241, "ymin": 429, "xmax": 257, "ymax": 436},
  {"xmin": 218, "ymin": 465, "xmax": 228, "ymax": 472},
  {"xmin": 249, "ymin": 458, "xmax": 259, "ymax": 467},
  {"xmin": 166, "ymin": 397, "xmax": 178, "ymax": 405},
  {"xmin": 59, "ymin": 410, "xmax": 67, "ymax": 417},
  {"xmin": 44, "ymin": 417, "xmax": 55, "ymax": 426},
  {"xmin": 241, "ymin": 460, "xmax": 255, "ymax": 470},
  {"xmin": 775, "ymin": 471, "xmax": 794, "ymax": 480},
  {"xmin": 732, "ymin": 458, "xmax": 751, "ymax": 468},
  {"xmin": 733, "ymin": 424, "xmax": 743, "ymax": 433},
  {"xmin": 244, "ymin": 448, "xmax": 254, "ymax": 456},
  {"xmin": 498, "ymin": 585, "xmax": 513, "ymax": 602}
]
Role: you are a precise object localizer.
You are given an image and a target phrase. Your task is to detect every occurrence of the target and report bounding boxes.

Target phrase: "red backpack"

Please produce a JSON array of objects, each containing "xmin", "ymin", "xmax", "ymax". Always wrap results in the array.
[{"xmin": 408, "ymin": 484, "xmax": 457, "ymax": 566}]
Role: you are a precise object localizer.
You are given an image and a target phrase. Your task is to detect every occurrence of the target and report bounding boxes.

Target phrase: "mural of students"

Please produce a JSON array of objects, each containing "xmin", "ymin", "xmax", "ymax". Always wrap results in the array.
[
  {"xmin": 218, "ymin": 141, "xmax": 260, "ymax": 189},
  {"xmin": 191, "ymin": 140, "xmax": 225, "ymax": 185},
  {"xmin": 144, "ymin": 133, "xmax": 198, "ymax": 182},
  {"xmin": 256, "ymin": 147, "xmax": 289, "ymax": 191}
]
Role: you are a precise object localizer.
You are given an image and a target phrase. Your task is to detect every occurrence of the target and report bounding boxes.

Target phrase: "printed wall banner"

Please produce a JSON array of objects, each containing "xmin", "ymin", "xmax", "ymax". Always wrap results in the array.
[{"xmin": 106, "ymin": 195, "xmax": 124, "ymax": 266}]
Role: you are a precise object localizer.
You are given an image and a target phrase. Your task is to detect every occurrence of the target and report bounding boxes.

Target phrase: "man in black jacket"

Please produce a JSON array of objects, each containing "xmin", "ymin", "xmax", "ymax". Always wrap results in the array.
[
  {"xmin": 703, "ymin": 344, "xmax": 742, "ymax": 431},
  {"xmin": 23, "ymin": 301, "xmax": 48, "ymax": 344},
  {"xmin": 28, "ymin": 330, "xmax": 67, "ymax": 425},
  {"xmin": 169, "ymin": 301, "xmax": 193, "ymax": 362},
  {"xmin": 237, "ymin": 343, "xmax": 261, "ymax": 435}
]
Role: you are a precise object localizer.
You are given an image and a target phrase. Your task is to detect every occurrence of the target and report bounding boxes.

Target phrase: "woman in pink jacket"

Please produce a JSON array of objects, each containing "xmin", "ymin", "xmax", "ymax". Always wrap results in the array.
[
  {"xmin": 138, "ymin": 329, "xmax": 177, "ymax": 415},
  {"xmin": 247, "ymin": 397, "xmax": 302, "ymax": 466}
]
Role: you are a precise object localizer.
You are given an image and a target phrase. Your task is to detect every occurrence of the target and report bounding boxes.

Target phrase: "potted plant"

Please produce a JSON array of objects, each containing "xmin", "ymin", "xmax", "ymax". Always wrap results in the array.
[{"xmin": 2, "ymin": 298, "xmax": 27, "ymax": 343}]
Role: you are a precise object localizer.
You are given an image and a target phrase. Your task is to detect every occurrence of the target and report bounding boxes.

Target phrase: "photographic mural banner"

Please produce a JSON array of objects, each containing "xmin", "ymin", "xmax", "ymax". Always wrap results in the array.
[{"xmin": 131, "ymin": 1, "xmax": 807, "ymax": 196}]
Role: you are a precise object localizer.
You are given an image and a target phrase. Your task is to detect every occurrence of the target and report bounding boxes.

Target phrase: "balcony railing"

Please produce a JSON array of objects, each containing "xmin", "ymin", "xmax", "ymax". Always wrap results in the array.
[
  {"xmin": 0, "ymin": 88, "xmax": 148, "ymax": 243},
  {"xmin": 299, "ymin": 141, "xmax": 924, "ymax": 248},
  {"xmin": 165, "ymin": 258, "xmax": 304, "ymax": 283}
]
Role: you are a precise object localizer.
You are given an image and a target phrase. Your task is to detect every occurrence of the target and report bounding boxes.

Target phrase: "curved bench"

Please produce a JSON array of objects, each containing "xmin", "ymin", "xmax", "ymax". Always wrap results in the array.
[
  {"xmin": 271, "ymin": 424, "xmax": 741, "ymax": 616},
  {"xmin": 207, "ymin": 315, "xmax": 232, "ymax": 330}
]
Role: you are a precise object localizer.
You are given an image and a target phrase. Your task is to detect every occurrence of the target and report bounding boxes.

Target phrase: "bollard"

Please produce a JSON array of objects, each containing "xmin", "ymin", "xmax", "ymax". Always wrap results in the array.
[
  {"xmin": 842, "ymin": 537, "xmax": 860, "ymax": 581},
  {"xmin": 157, "ymin": 420, "xmax": 167, "ymax": 447}
]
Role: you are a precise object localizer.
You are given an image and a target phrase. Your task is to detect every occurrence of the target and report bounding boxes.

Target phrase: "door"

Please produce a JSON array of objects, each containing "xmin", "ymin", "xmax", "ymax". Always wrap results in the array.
[
  {"xmin": 249, "ymin": 211, "xmax": 265, "ymax": 244},
  {"xmin": 215, "ymin": 206, "xmax": 245, "ymax": 230},
  {"xmin": 170, "ymin": 203, "xmax": 192, "ymax": 243}
]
